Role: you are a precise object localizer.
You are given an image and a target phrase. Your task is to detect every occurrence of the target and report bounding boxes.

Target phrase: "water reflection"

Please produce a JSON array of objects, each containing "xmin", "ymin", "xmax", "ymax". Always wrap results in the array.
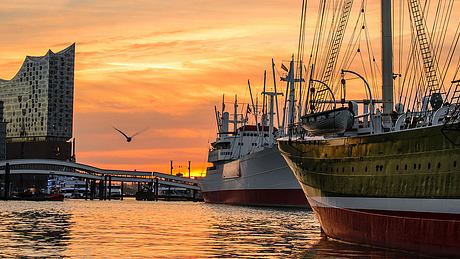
[
  {"xmin": 206, "ymin": 206, "xmax": 320, "ymax": 257},
  {"xmin": 0, "ymin": 200, "xmax": 420, "ymax": 258},
  {"xmin": 0, "ymin": 201, "xmax": 71, "ymax": 257},
  {"xmin": 294, "ymin": 238, "xmax": 425, "ymax": 258}
]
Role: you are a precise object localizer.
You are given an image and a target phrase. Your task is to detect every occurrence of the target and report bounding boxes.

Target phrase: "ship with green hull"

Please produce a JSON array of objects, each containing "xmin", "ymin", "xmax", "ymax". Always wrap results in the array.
[{"xmin": 278, "ymin": 0, "xmax": 460, "ymax": 256}]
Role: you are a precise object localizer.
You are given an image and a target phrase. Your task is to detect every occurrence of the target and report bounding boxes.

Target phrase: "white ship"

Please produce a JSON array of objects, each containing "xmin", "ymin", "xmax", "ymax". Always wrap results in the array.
[
  {"xmin": 48, "ymin": 176, "xmax": 121, "ymax": 198},
  {"xmin": 200, "ymin": 64, "xmax": 308, "ymax": 207}
]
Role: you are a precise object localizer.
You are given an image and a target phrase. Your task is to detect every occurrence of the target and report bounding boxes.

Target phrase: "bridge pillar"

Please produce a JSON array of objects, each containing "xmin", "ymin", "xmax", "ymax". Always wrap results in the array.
[
  {"xmin": 104, "ymin": 175, "xmax": 109, "ymax": 200},
  {"xmin": 154, "ymin": 178, "xmax": 159, "ymax": 201},
  {"xmin": 3, "ymin": 163, "xmax": 10, "ymax": 200},
  {"xmin": 90, "ymin": 180, "xmax": 96, "ymax": 200},
  {"xmin": 148, "ymin": 180, "xmax": 153, "ymax": 193},
  {"xmin": 108, "ymin": 175, "xmax": 112, "ymax": 200},
  {"xmin": 120, "ymin": 181, "xmax": 124, "ymax": 200},
  {"xmin": 99, "ymin": 179, "xmax": 104, "ymax": 200},
  {"xmin": 85, "ymin": 179, "xmax": 88, "ymax": 200},
  {"xmin": 137, "ymin": 182, "xmax": 141, "ymax": 192}
]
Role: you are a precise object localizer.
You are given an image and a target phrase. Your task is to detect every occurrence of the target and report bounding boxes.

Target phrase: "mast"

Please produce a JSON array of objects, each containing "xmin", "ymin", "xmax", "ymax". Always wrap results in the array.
[
  {"xmin": 233, "ymin": 95, "xmax": 238, "ymax": 133},
  {"xmin": 381, "ymin": 0, "xmax": 394, "ymax": 128},
  {"xmin": 222, "ymin": 94, "xmax": 225, "ymax": 114},
  {"xmin": 272, "ymin": 59, "xmax": 281, "ymax": 133},
  {"xmin": 248, "ymin": 80, "xmax": 261, "ymax": 141},
  {"xmin": 297, "ymin": 60, "xmax": 303, "ymax": 122},
  {"xmin": 214, "ymin": 106, "xmax": 220, "ymax": 133},
  {"xmin": 268, "ymin": 94, "xmax": 274, "ymax": 146},
  {"xmin": 288, "ymin": 55, "xmax": 296, "ymax": 129},
  {"xmin": 262, "ymin": 70, "xmax": 268, "ymax": 127},
  {"xmin": 263, "ymin": 91, "xmax": 283, "ymax": 147}
]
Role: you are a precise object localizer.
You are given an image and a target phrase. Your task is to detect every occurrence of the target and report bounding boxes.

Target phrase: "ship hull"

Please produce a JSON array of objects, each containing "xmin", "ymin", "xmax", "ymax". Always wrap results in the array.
[
  {"xmin": 200, "ymin": 146, "xmax": 309, "ymax": 208},
  {"xmin": 278, "ymin": 123, "xmax": 460, "ymax": 256},
  {"xmin": 202, "ymin": 189, "xmax": 307, "ymax": 207},
  {"xmin": 308, "ymin": 193, "xmax": 460, "ymax": 257}
]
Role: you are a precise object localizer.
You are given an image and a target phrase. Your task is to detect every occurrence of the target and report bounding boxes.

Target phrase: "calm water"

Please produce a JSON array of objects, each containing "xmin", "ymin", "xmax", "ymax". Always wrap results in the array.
[{"xmin": 0, "ymin": 199, "xmax": 420, "ymax": 258}]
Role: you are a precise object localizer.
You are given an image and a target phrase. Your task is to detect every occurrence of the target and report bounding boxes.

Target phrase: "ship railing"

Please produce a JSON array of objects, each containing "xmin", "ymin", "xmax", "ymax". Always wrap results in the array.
[{"xmin": 439, "ymin": 87, "xmax": 460, "ymax": 144}]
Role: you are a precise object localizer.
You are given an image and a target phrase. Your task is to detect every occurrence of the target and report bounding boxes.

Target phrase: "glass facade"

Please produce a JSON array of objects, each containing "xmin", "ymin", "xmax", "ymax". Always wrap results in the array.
[{"xmin": 0, "ymin": 44, "xmax": 75, "ymax": 142}]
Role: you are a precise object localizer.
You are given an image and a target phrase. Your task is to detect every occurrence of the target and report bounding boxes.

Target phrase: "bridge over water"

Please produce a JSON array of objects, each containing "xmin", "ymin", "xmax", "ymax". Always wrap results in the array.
[{"xmin": 0, "ymin": 159, "xmax": 201, "ymax": 191}]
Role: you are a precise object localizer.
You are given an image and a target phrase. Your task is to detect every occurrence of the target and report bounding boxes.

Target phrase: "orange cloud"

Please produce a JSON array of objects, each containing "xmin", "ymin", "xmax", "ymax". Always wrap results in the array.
[{"xmin": 1, "ymin": 0, "xmax": 460, "ymax": 176}]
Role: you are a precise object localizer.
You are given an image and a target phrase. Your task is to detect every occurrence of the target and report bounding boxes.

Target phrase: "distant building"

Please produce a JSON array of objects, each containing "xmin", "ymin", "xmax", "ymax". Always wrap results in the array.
[{"xmin": 0, "ymin": 44, "xmax": 75, "ymax": 160}]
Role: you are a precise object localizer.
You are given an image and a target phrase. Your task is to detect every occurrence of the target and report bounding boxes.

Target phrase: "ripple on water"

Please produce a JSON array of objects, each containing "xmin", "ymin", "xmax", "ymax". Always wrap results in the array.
[{"xmin": 0, "ymin": 200, "xmax": 421, "ymax": 258}]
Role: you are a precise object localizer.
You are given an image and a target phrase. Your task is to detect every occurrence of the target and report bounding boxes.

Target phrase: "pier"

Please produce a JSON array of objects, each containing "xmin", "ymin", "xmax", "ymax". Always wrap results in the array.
[{"xmin": 0, "ymin": 159, "xmax": 201, "ymax": 201}]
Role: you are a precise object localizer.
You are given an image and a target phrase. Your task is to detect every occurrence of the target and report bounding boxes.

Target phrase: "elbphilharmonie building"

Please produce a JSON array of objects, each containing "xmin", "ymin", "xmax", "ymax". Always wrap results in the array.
[{"xmin": 0, "ymin": 44, "xmax": 75, "ymax": 160}]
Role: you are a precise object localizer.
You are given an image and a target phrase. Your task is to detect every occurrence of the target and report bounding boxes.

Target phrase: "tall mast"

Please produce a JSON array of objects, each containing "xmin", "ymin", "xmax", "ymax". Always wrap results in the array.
[
  {"xmin": 297, "ymin": 60, "xmax": 303, "ymax": 122},
  {"xmin": 262, "ymin": 70, "xmax": 268, "ymax": 127},
  {"xmin": 248, "ymin": 80, "xmax": 260, "ymax": 140},
  {"xmin": 381, "ymin": 0, "xmax": 394, "ymax": 128},
  {"xmin": 272, "ymin": 59, "xmax": 281, "ymax": 133},
  {"xmin": 234, "ymin": 95, "xmax": 238, "ymax": 133},
  {"xmin": 288, "ymin": 55, "xmax": 296, "ymax": 129}
]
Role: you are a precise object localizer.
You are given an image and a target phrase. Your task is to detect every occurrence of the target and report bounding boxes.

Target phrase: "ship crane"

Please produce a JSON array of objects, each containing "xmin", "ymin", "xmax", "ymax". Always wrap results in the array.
[
  {"xmin": 261, "ymin": 91, "xmax": 283, "ymax": 147},
  {"xmin": 280, "ymin": 56, "xmax": 304, "ymax": 134},
  {"xmin": 408, "ymin": 0, "xmax": 443, "ymax": 110}
]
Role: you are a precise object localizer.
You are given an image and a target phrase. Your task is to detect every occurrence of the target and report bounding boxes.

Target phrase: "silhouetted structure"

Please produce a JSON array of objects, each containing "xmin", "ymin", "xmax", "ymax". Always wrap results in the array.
[
  {"xmin": 0, "ymin": 101, "xmax": 6, "ymax": 160},
  {"xmin": 0, "ymin": 44, "xmax": 75, "ymax": 160}
]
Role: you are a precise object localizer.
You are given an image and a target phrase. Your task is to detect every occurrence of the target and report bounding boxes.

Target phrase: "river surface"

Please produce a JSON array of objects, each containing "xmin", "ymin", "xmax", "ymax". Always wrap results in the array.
[{"xmin": 0, "ymin": 199, "xmax": 424, "ymax": 258}]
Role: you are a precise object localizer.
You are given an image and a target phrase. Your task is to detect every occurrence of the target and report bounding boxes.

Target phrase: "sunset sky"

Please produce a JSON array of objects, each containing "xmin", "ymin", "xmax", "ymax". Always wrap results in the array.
[{"xmin": 1, "ymin": 1, "xmax": 459, "ymax": 176}]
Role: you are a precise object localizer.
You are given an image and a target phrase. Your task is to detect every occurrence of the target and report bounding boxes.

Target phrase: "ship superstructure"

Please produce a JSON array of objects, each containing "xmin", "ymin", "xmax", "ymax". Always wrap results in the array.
[
  {"xmin": 278, "ymin": 0, "xmax": 460, "ymax": 256},
  {"xmin": 201, "ymin": 63, "xmax": 308, "ymax": 207}
]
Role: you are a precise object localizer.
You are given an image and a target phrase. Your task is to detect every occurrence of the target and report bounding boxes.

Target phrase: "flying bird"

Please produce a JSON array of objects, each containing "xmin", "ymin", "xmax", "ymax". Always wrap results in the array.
[{"xmin": 113, "ymin": 127, "xmax": 148, "ymax": 142}]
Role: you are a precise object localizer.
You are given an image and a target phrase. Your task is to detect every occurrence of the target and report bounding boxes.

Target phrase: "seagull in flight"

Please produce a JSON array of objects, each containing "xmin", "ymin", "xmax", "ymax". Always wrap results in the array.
[{"xmin": 113, "ymin": 127, "xmax": 147, "ymax": 142}]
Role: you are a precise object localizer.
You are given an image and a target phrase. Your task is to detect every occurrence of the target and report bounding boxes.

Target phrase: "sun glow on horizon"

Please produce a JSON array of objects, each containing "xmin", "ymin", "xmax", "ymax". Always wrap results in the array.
[{"xmin": 1, "ymin": 1, "xmax": 459, "ymax": 173}]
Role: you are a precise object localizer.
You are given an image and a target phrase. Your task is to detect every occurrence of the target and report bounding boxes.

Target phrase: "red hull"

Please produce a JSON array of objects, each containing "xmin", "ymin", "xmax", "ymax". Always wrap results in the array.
[
  {"xmin": 313, "ymin": 205, "xmax": 460, "ymax": 257},
  {"xmin": 202, "ymin": 189, "xmax": 309, "ymax": 208}
]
